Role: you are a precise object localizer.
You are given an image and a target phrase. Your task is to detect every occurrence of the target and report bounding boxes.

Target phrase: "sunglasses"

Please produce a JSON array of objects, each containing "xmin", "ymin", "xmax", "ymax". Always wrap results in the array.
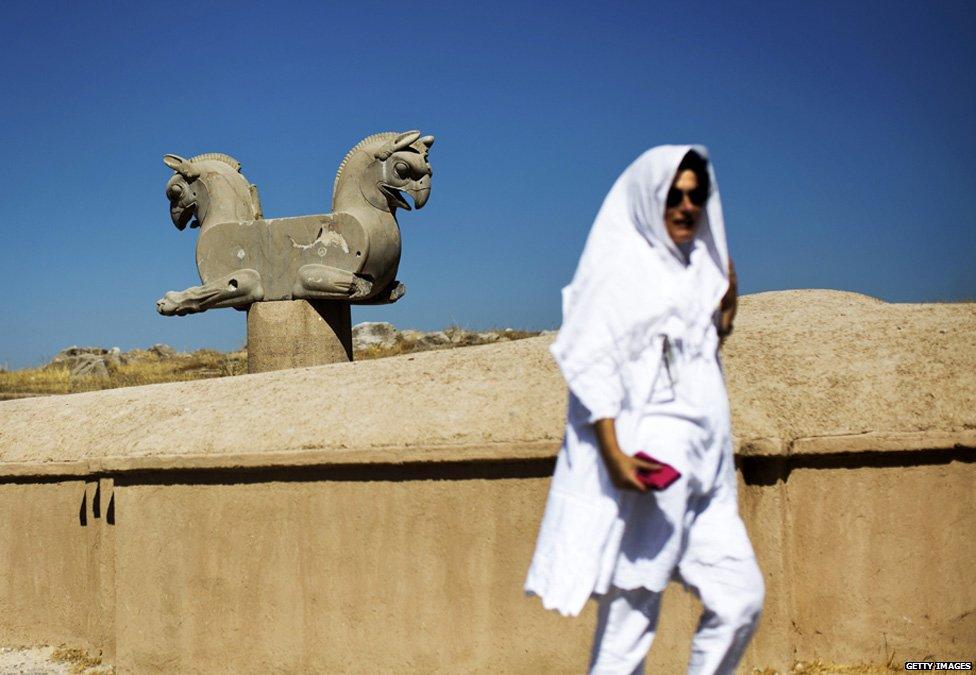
[{"xmin": 666, "ymin": 186, "xmax": 708, "ymax": 208}]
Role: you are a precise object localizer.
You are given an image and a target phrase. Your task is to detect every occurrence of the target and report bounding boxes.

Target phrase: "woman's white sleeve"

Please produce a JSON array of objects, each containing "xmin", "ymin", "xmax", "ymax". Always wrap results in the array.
[{"xmin": 566, "ymin": 355, "xmax": 624, "ymax": 424}]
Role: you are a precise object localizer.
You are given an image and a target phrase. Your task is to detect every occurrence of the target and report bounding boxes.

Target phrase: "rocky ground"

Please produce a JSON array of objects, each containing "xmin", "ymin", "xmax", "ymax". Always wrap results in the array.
[
  {"xmin": 351, "ymin": 322, "xmax": 543, "ymax": 358},
  {"xmin": 0, "ymin": 323, "xmax": 546, "ymax": 399},
  {"xmin": 0, "ymin": 645, "xmax": 111, "ymax": 674},
  {"xmin": 0, "ymin": 644, "xmax": 899, "ymax": 675}
]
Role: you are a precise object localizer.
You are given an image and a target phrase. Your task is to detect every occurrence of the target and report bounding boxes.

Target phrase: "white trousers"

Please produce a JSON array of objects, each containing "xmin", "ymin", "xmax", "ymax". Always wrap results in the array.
[{"xmin": 588, "ymin": 554, "xmax": 764, "ymax": 675}]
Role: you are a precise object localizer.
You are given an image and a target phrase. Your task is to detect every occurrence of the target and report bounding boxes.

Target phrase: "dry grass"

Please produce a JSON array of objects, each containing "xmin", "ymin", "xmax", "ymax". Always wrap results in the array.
[
  {"xmin": 752, "ymin": 659, "xmax": 899, "ymax": 674},
  {"xmin": 355, "ymin": 341, "xmax": 416, "ymax": 361},
  {"xmin": 50, "ymin": 645, "xmax": 110, "ymax": 673},
  {"xmin": 0, "ymin": 349, "xmax": 246, "ymax": 398},
  {"xmin": 0, "ymin": 328, "xmax": 543, "ymax": 398},
  {"xmin": 355, "ymin": 326, "xmax": 542, "ymax": 361}
]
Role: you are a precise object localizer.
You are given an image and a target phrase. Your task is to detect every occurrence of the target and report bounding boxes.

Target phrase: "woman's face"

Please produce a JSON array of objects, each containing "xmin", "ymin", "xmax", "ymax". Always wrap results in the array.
[{"xmin": 664, "ymin": 169, "xmax": 706, "ymax": 245}]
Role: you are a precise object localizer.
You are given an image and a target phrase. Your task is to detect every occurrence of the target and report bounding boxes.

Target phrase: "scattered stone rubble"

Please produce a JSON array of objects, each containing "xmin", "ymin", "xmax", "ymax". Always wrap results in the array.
[
  {"xmin": 351, "ymin": 322, "xmax": 546, "ymax": 354},
  {"xmin": 38, "ymin": 325, "xmax": 548, "ymax": 378},
  {"xmin": 47, "ymin": 346, "xmax": 126, "ymax": 377},
  {"xmin": 0, "ymin": 644, "xmax": 111, "ymax": 674},
  {"xmin": 351, "ymin": 322, "xmax": 400, "ymax": 350},
  {"xmin": 46, "ymin": 344, "xmax": 186, "ymax": 378}
]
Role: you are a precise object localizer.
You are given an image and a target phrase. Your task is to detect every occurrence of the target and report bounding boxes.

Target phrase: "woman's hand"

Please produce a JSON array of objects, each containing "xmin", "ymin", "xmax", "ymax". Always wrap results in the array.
[
  {"xmin": 604, "ymin": 449, "xmax": 663, "ymax": 492},
  {"xmin": 593, "ymin": 419, "xmax": 662, "ymax": 492},
  {"xmin": 718, "ymin": 258, "xmax": 738, "ymax": 343}
]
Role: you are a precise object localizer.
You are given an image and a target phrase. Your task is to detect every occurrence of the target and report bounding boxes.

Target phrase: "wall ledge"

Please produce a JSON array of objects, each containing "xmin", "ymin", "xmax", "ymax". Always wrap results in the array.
[
  {"xmin": 789, "ymin": 429, "xmax": 976, "ymax": 455},
  {"xmin": 1, "ymin": 430, "xmax": 973, "ymax": 480}
]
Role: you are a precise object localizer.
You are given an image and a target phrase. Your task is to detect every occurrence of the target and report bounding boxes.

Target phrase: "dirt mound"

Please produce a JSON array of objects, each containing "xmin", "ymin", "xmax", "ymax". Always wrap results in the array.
[
  {"xmin": 723, "ymin": 290, "xmax": 975, "ymax": 445},
  {"xmin": 0, "ymin": 290, "xmax": 972, "ymax": 466}
]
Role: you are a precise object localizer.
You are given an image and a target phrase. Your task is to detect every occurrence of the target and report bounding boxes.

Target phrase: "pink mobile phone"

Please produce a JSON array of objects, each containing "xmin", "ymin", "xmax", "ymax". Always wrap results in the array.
[{"xmin": 634, "ymin": 451, "xmax": 681, "ymax": 490}]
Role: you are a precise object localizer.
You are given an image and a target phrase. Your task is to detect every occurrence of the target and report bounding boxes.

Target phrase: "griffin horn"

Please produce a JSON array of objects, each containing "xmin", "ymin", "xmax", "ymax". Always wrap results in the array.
[
  {"xmin": 393, "ymin": 130, "xmax": 421, "ymax": 150},
  {"xmin": 162, "ymin": 154, "xmax": 199, "ymax": 179},
  {"xmin": 163, "ymin": 154, "xmax": 186, "ymax": 170}
]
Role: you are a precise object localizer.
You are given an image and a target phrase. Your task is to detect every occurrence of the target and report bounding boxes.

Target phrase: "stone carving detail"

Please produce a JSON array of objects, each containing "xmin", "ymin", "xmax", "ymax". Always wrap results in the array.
[{"xmin": 156, "ymin": 131, "xmax": 434, "ymax": 316}]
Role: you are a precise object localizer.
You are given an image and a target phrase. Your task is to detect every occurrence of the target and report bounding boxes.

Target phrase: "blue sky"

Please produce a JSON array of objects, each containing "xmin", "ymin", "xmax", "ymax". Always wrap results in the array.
[{"xmin": 1, "ymin": 1, "xmax": 973, "ymax": 368}]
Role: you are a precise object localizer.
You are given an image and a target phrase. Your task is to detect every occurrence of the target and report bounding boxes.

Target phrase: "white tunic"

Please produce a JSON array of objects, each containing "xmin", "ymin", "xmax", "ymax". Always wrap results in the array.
[
  {"xmin": 609, "ymin": 316, "xmax": 737, "ymax": 593},
  {"xmin": 525, "ymin": 242, "xmax": 745, "ymax": 615},
  {"xmin": 525, "ymin": 145, "xmax": 742, "ymax": 617}
]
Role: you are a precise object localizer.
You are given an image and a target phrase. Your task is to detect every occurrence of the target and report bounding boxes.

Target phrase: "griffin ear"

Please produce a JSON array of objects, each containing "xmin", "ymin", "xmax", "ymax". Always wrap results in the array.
[
  {"xmin": 163, "ymin": 154, "xmax": 200, "ymax": 179},
  {"xmin": 419, "ymin": 135, "xmax": 435, "ymax": 148},
  {"xmin": 375, "ymin": 131, "xmax": 423, "ymax": 160},
  {"xmin": 393, "ymin": 130, "xmax": 421, "ymax": 151},
  {"xmin": 163, "ymin": 154, "xmax": 186, "ymax": 171}
]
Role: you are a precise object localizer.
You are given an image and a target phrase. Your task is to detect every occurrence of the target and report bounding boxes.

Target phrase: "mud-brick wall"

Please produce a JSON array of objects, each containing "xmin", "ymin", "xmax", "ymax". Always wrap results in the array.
[
  {"xmin": 0, "ymin": 291, "xmax": 973, "ymax": 672},
  {"xmin": 0, "ymin": 440, "xmax": 973, "ymax": 673},
  {"xmin": 0, "ymin": 478, "xmax": 112, "ymax": 650}
]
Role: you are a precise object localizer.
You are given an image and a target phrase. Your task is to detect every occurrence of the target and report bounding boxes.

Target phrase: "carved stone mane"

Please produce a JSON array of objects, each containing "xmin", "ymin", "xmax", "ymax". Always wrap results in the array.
[
  {"xmin": 189, "ymin": 152, "xmax": 242, "ymax": 171},
  {"xmin": 332, "ymin": 132, "xmax": 399, "ymax": 203}
]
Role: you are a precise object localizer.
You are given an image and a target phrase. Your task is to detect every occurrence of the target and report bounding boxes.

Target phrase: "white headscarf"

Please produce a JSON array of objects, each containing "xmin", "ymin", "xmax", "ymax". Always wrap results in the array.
[{"xmin": 550, "ymin": 145, "xmax": 730, "ymax": 398}]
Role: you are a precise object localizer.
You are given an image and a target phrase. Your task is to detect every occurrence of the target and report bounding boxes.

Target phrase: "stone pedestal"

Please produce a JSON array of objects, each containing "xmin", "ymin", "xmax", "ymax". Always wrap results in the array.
[{"xmin": 246, "ymin": 300, "xmax": 352, "ymax": 374}]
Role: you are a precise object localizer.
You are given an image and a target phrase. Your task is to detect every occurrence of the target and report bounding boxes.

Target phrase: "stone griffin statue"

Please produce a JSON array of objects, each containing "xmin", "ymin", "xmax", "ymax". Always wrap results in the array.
[{"xmin": 156, "ymin": 131, "xmax": 434, "ymax": 315}]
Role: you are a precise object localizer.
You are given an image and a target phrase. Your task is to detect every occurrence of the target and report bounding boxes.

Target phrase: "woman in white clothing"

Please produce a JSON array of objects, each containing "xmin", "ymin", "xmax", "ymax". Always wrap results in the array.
[{"xmin": 525, "ymin": 145, "xmax": 763, "ymax": 675}]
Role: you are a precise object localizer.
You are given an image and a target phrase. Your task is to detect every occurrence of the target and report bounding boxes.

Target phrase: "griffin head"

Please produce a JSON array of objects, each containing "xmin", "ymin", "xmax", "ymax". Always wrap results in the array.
[
  {"xmin": 372, "ymin": 131, "xmax": 435, "ymax": 211},
  {"xmin": 163, "ymin": 154, "xmax": 200, "ymax": 230}
]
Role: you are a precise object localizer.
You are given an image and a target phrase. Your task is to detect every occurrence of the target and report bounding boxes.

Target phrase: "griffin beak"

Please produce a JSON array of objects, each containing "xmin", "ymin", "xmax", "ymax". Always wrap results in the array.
[
  {"xmin": 381, "ymin": 184, "xmax": 412, "ymax": 211},
  {"xmin": 171, "ymin": 206, "xmax": 192, "ymax": 231},
  {"xmin": 406, "ymin": 186, "xmax": 430, "ymax": 209}
]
